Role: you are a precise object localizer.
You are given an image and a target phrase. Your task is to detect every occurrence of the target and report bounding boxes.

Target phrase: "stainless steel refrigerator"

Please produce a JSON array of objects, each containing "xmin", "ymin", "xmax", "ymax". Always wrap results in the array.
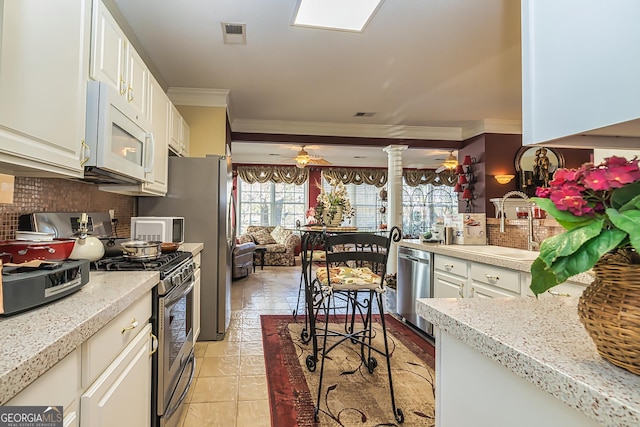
[{"xmin": 138, "ymin": 155, "xmax": 234, "ymax": 341}]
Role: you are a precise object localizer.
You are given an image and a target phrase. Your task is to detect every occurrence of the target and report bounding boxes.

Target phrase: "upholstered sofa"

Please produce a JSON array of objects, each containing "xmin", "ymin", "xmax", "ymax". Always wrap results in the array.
[{"xmin": 238, "ymin": 225, "xmax": 300, "ymax": 266}]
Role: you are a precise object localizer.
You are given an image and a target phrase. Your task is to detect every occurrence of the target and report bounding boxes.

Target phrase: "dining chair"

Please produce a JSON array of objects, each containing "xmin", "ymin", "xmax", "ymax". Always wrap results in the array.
[{"xmin": 311, "ymin": 226, "xmax": 403, "ymax": 423}]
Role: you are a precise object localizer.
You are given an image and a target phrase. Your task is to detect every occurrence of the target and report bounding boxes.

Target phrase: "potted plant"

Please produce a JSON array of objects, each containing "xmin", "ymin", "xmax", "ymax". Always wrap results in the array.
[
  {"xmin": 530, "ymin": 155, "xmax": 640, "ymax": 374},
  {"xmin": 314, "ymin": 178, "xmax": 355, "ymax": 226}
]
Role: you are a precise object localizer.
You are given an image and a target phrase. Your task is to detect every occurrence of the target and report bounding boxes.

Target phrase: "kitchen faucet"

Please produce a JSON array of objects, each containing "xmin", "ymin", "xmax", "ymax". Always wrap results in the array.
[{"xmin": 499, "ymin": 190, "xmax": 538, "ymax": 251}]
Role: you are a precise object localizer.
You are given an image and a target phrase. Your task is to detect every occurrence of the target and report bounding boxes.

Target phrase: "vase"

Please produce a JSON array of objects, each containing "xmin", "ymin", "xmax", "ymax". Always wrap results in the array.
[
  {"xmin": 577, "ymin": 260, "xmax": 640, "ymax": 375},
  {"xmin": 324, "ymin": 206, "xmax": 343, "ymax": 227}
]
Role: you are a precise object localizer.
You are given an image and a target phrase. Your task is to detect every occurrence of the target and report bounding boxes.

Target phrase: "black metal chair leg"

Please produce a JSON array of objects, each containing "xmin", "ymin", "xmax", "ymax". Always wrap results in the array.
[
  {"xmin": 315, "ymin": 297, "xmax": 331, "ymax": 420},
  {"xmin": 292, "ymin": 271, "xmax": 304, "ymax": 319},
  {"xmin": 378, "ymin": 294, "xmax": 403, "ymax": 423}
]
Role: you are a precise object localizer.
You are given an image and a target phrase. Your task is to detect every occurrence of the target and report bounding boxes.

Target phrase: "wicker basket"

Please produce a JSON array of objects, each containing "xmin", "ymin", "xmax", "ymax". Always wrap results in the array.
[{"xmin": 577, "ymin": 260, "xmax": 640, "ymax": 375}]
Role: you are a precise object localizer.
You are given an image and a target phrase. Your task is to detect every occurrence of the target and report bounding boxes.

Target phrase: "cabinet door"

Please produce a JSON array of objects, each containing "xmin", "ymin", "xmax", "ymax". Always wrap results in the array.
[
  {"xmin": 169, "ymin": 104, "xmax": 182, "ymax": 154},
  {"xmin": 434, "ymin": 271, "xmax": 465, "ymax": 298},
  {"xmin": 194, "ymin": 268, "xmax": 201, "ymax": 341},
  {"xmin": 81, "ymin": 323, "xmax": 152, "ymax": 427},
  {"xmin": 143, "ymin": 75, "xmax": 169, "ymax": 194},
  {"xmin": 90, "ymin": 0, "xmax": 125, "ymax": 95},
  {"xmin": 0, "ymin": 0, "xmax": 89, "ymax": 178},
  {"xmin": 181, "ymin": 120, "xmax": 190, "ymax": 156},
  {"xmin": 125, "ymin": 43, "xmax": 149, "ymax": 121}
]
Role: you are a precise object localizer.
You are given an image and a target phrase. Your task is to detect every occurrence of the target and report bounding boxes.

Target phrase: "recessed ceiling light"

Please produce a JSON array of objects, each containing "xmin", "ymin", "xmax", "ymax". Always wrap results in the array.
[{"xmin": 292, "ymin": 0, "xmax": 384, "ymax": 32}]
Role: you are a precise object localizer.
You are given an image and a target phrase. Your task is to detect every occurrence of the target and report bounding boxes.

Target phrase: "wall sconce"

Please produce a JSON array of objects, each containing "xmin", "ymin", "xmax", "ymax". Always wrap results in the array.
[
  {"xmin": 462, "ymin": 155, "xmax": 475, "ymax": 166},
  {"xmin": 461, "ymin": 188, "xmax": 478, "ymax": 213},
  {"xmin": 494, "ymin": 174, "xmax": 515, "ymax": 184}
]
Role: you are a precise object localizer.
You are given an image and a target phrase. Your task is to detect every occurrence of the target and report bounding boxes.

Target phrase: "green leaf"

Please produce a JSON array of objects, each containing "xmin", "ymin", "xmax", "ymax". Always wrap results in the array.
[
  {"xmin": 531, "ymin": 197, "xmax": 596, "ymax": 230},
  {"xmin": 530, "ymin": 228, "xmax": 627, "ymax": 296},
  {"xmin": 530, "ymin": 257, "xmax": 560, "ymax": 296},
  {"xmin": 606, "ymin": 208, "xmax": 640, "ymax": 251},
  {"xmin": 611, "ymin": 181, "xmax": 640, "ymax": 210},
  {"xmin": 537, "ymin": 219, "xmax": 604, "ymax": 266}
]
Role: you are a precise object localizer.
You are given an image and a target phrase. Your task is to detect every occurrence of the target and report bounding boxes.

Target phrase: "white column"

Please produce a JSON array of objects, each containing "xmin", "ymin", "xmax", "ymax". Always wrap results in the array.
[{"xmin": 383, "ymin": 145, "xmax": 408, "ymax": 274}]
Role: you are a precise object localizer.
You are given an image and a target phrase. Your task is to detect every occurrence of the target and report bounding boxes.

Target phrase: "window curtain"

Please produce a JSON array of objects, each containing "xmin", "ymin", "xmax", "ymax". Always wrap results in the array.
[
  {"xmin": 236, "ymin": 165, "xmax": 455, "ymax": 187},
  {"xmin": 403, "ymin": 169, "xmax": 457, "ymax": 187},
  {"xmin": 323, "ymin": 167, "xmax": 456, "ymax": 188},
  {"xmin": 236, "ymin": 165, "xmax": 308, "ymax": 185},
  {"xmin": 322, "ymin": 168, "xmax": 388, "ymax": 187}
]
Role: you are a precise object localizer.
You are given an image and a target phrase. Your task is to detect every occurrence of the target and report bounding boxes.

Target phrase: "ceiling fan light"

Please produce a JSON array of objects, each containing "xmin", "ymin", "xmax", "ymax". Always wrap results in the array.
[{"xmin": 442, "ymin": 152, "xmax": 458, "ymax": 170}]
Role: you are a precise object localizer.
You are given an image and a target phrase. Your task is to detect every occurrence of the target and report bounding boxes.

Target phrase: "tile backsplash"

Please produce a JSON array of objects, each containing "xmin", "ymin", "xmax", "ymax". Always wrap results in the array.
[
  {"xmin": 487, "ymin": 218, "xmax": 564, "ymax": 250},
  {"xmin": 0, "ymin": 177, "xmax": 134, "ymax": 240}
]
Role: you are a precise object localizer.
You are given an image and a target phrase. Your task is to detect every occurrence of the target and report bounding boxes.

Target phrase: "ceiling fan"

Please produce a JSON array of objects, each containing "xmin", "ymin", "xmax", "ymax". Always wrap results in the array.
[
  {"xmin": 291, "ymin": 145, "xmax": 332, "ymax": 168},
  {"xmin": 434, "ymin": 151, "xmax": 458, "ymax": 173}
]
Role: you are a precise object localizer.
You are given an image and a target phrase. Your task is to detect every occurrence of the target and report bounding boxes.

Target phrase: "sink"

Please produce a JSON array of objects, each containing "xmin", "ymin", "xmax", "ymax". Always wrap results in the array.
[{"xmin": 448, "ymin": 245, "xmax": 540, "ymax": 260}]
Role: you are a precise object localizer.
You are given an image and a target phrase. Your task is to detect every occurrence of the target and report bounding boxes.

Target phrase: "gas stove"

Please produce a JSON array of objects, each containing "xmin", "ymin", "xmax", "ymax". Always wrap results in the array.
[{"xmin": 92, "ymin": 251, "xmax": 194, "ymax": 295}]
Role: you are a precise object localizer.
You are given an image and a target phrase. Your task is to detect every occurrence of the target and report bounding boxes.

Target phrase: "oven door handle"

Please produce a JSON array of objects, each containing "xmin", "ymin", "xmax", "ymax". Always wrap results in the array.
[
  {"xmin": 164, "ymin": 278, "xmax": 195, "ymax": 307},
  {"xmin": 164, "ymin": 352, "xmax": 196, "ymax": 420}
]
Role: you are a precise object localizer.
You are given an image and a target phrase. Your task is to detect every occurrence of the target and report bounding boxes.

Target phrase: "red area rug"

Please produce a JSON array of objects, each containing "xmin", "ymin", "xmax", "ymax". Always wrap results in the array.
[{"xmin": 261, "ymin": 314, "xmax": 436, "ymax": 426}]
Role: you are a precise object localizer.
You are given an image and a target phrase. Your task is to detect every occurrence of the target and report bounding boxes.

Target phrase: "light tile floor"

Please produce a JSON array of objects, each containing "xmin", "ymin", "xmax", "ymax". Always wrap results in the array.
[{"xmin": 179, "ymin": 263, "xmax": 304, "ymax": 427}]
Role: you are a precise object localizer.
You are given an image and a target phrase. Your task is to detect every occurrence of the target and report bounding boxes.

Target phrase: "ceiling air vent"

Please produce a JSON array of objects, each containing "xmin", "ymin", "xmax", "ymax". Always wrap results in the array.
[
  {"xmin": 353, "ymin": 112, "xmax": 376, "ymax": 117},
  {"xmin": 221, "ymin": 22, "xmax": 247, "ymax": 45}
]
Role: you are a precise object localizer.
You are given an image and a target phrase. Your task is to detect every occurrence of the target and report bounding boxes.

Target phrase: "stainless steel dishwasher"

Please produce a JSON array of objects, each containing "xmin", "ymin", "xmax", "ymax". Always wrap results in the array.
[{"xmin": 397, "ymin": 246, "xmax": 433, "ymax": 337}]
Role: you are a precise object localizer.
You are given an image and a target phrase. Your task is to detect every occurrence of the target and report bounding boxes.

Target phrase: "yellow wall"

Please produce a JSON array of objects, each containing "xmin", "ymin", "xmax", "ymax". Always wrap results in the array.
[{"xmin": 176, "ymin": 106, "xmax": 226, "ymax": 157}]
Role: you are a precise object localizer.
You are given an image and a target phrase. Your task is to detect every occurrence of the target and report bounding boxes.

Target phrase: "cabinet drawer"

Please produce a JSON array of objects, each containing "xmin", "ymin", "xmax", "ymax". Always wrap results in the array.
[
  {"xmin": 434, "ymin": 254, "xmax": 468, "ymax": 278},
  {"xmin": 81, "ymin": 293, "xmax": 151, "ymax": 387},
  {"xmin": 470, "ymin": 281, "xmax": 518, "ymax": 298},
  {"xmin": 470, "ymin": 263, "xmax": 520, "ymax": 294}
]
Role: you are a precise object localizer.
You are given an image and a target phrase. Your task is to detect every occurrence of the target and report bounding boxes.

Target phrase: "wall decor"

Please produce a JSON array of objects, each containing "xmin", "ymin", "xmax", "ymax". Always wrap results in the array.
[{"xmin": 514, "ymin": 146, "xmax": 564, "ymax": 197}]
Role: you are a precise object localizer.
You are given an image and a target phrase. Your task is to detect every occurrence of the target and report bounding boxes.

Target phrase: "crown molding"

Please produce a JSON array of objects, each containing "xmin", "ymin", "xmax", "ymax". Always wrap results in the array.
[
  {"xmin": 482, "ymin": 119, "xmax": 522, "ymax": 135},
  {"xmin": 167, "ymin": 87, "xmax": 230, "ymax": 107},
  {"xmin": 231, "ymin": 119, "xmax": 465, "ymax": 140}
]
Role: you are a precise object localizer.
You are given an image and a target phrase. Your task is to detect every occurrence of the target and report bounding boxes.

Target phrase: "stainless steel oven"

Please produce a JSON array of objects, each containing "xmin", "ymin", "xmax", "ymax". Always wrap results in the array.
[
  {"xmin": 91, "ymin": 250, "xmax": 196, "ymax": 427},
  {"xmin": 157, "ymin": 264, "xmax": 195, "ymax": 427}
]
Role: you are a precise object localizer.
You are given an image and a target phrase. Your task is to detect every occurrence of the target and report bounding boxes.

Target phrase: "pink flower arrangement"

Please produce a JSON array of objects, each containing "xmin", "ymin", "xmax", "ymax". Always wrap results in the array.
[{"xmin": 530, "ymin": 156, "xmax": 640, "ymax": 295}]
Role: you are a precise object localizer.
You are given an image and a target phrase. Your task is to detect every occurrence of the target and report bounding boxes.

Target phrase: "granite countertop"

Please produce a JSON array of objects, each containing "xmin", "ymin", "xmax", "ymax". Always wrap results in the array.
[
  {"xmin": 180, "ymin": 242, "xmax": 204, "ymax": 255},
  {"xmin": 416, "ymin": 297, "xmax": 640, "ymax": 426},
  {"xmin": 399, "ymin": 239, "xmax": 593, "ymax": 285},
  {"xmin": 0, "ymin": 270, "xmax": 159, "ymax": 405}
]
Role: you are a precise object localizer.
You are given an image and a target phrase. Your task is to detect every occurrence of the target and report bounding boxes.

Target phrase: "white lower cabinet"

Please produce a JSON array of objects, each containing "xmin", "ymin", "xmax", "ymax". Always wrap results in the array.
[
  {"xmin": 469, "ymin": 262, "xmax": 520, "ymax": 299},
  {"xmin": 80, "ymin": 323, "xmax": 152, "ymax": 427},
  {"xmin": 4, "ymin": 292, "xmax": 153, "ymax": 426},
  {"xmin": 434, "ymin": 271, "xmax": 466, "ymax": 298},
  {"xmin": 433, "ymin": 253, "xmax": 523, "ymax": 299},
  {"xmin": 433, "ymin": 254, "xmax": 468, "ymax": 298},
  {"xmin": 6, "ymin": 347, "xmax": 81, "ymax": 426}
]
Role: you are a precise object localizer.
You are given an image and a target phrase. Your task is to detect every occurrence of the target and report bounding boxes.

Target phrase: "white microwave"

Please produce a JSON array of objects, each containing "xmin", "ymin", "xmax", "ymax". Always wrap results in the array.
[
  {"xmin": 83, "ymin": 81, "xmax": 155, "ymax": 185},
  {"xmin": 131, "ymin": 217, "xmax": 185, "ymax": 244}
]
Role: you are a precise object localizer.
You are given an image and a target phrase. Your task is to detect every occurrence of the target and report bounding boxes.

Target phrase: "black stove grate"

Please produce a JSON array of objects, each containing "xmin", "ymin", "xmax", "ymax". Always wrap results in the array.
[{"xmin": 92, "ymin": 251, "xmax": 192, "ymax": 276}]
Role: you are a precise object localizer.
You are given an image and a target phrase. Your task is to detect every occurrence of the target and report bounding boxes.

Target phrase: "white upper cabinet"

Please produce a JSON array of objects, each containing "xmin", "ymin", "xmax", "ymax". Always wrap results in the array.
[
  {"xmin": 169, "ymin": 104, "xmax": 190, "ymax": 157},
  {"xmin": 522, "ymin": 0, "xmax": 640, "ymax": 147},
  {"xmin": 0, "ymin": 0, "xmax": 90, "ymax": 178},
  {"xmin": 140, "ymin": 74, "xmax": 169, "ymax": 195},
  {"xmin": 90, "ymin": 0, "xmax": 148, "ymax": 124}
]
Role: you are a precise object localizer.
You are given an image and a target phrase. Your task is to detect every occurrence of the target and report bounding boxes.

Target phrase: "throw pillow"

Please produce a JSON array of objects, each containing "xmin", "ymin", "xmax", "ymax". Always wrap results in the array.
[
  {"xmin": 271, "ymin": 225, "xmax": 292, "ymax": 244},
  {"xmin": 238, "ymin": 234, "xmax": 254, "ymax": 244},
  {"xmin": 252, "ymin": 228, "xmax": 277, "ymax": 245}
]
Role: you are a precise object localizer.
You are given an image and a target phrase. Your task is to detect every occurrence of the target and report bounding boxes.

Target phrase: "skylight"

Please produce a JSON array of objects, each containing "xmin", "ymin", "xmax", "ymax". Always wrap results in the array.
[{"xmin": 292, "ymin": 0, "xmax": 384, "ymax": 32}]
